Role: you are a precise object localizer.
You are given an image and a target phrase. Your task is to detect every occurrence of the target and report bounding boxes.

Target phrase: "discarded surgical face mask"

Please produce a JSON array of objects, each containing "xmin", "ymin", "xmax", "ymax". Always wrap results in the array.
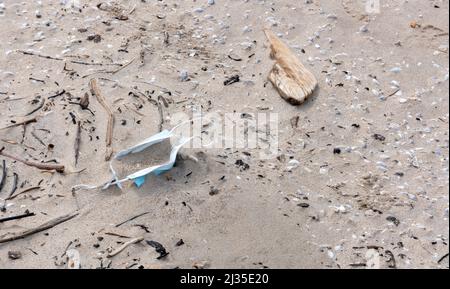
[{"xmin": 73, "ymin": 125, "xmax": 192, "ymax": 191}]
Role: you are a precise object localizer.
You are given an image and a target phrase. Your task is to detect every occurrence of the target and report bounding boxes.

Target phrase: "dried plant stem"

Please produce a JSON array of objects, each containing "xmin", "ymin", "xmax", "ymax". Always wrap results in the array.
[{"xmin": 89, "ymin": 79, "xmax": 114, "ymax": 161}]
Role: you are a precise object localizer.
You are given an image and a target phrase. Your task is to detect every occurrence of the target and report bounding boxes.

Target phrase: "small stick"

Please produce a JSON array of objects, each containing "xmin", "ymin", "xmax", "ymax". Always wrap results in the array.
[
  {"xmin": 48, "ymin": 90, "xmax": 66, "ymax": 99},
  {"xmin": 387, "ymin": 89, "xmax": 401, "ymax": 98},
  {"xmin": 0, "ymin": 160, "xmax": 6, "ymax": 193},
  {"xmin": 68, "ymin": 102, "xmax": 95, "ymax": 116},
  {"xmin": 104, "ymin": 232, "xmax": 132, "ymax": 239},
  {"xmin": 0, "ymin": 116, "xmax": 38, "ymax": 130},
  {"xmin": 0, "ymin": 211, "xmax": 79, "ymax": 244},
  {"xmin": 148, "ymin": 98, "xmax": 164, "ymax": 132},
  {"xmin": 29, "ymin": 77, "xmax": 46, "ymax": 84},
  {"xmin": 17, "ymin": 50, "xmax": 63, "ymax": 61},
  {"xmin": 74, "ymin": 121, "xmax": 81, "ymax": 166},
  {"xmin": 123, "ymin": 104, "xmax": 145, "ymax": 117},
  {"xmin": 18, "ymin": 51, "xmax": 122, "ymax": 67},
  {"xmin": 89, "ymin": 79, "xmax": 115, "ymax": 161},
  {"xmin": 107, "ymin": 237, "xmax": 144, "ymax": 258},
  {"xmin": 0, "ymin": 147, "xmax": 65, "ymax": 173},
  {"xmin": 71, "ymin": 60, "xmax": 122, "ymax": 67},
  {"xmin": 24, "ymin": 99, "xmax": 45, "ymax": 116},
  {"xmin": 115, "ymin": 212, "xmax": 150, "ymax": 228},
  {"xmin": 7, "ymin": 172, "xmax": 18, "ymax": 199},
  {"xmin": 111, "ymin": 57, "xmax": 135, "ymax": 74},
  {"xmin": 7, "ymin": 186, "xmax": 40, "ymax": 201},
  {"xmin": 31, "ymin": 131, "xmax": 46, "ymax": 147},
  {"xmin": 438, "ymin": 253, "xmax": 449, "ymax": 264},
  {"xmin": 157, "ymin": 100, "xmax": 164, "ymax": 132},
  {"xmin": 0, "ymin": 211, "xmax": 36, "ymax": 223}
]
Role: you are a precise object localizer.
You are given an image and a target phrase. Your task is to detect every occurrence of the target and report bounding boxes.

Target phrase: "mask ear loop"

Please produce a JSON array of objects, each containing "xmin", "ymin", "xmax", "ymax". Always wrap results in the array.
[
  {"xmin": 168, "ymin": 116, "xmax": 204, "ymax": 134},
  {"xmin": 170, "ymin": 116, "xmax": 234, "ymax": 148}
]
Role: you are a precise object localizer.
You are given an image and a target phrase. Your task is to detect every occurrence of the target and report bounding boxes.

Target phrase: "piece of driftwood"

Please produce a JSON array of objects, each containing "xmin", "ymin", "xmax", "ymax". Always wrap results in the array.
[
  {"xmin": 0, "ymin": 147, "xmax": 65, "ymax": 173},
  {"xmin": 89, "ymin": 79, "xmax": 114, "ymax": 161},
  {"xmin": 264, "ymin": 29, "xmax": 318, "ymax": 105},
  {"xmin": 0, "ymin": 212, "xmax": 79, "ymax": 244},
  {"xmin": 107, "ymin": 237, "xmax": 144, "ymax": 258}
]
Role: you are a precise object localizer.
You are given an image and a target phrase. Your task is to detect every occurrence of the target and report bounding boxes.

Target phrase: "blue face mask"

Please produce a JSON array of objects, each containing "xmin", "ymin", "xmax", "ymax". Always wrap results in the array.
[
  {"xmin": 72, "ymin": 124, "xmax": 193, "ymax": 191},
  {"xmin": 107, "ymin": 129, "xmax": 192, "ymax": 189}
]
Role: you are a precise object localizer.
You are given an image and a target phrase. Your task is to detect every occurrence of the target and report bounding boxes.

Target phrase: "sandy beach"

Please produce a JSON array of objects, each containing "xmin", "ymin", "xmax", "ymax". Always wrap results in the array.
[{"xmin": 0, "ymin": 0, "xmax": 448, "ymax": 269}]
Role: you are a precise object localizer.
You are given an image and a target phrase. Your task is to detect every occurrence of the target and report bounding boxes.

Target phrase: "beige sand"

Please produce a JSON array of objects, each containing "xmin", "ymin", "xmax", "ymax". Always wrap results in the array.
[{"xmin": 0, "ymin": 0, "xmax": 448, "ymax": 269}]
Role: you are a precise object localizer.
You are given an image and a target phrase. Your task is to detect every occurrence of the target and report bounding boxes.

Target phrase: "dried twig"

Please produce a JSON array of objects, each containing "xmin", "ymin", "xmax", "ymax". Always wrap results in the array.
[
  {"xmin": 111, "ymin": 57, "xmax": 135, "ymax": 74},
  {"xmin": 17, "ymin": 50, "xmax": 63, "ymax": 61},
  {"xmin": 438, "ymin": 253, "xmax": 449, "ymax": 264},
  {"xmin": 115, "ymin": 212, "xmax": 150, "ymax": 228},
  {"xmin": 29, "ymin": 77, "xmax": 46, "ymax": 84},
  {"xmin": 107, "ymin": 237, "xmax": 144, "ymax": 258},
  {"xmin": 7, "ymin": 186, "xmax": 40, "ymax": 201},
  {"xmin": 8, "ymin": 172, "xmax": 18, "ymax": 199},
  {"xmin": 68, "ymin": 92, "xmax": 94, "ymax": 115},
  {"xmin": 0, "ymin": 160, "xmax": 6, "ymax": 193},
  {"xmin": 24, "ymin": 99, "xmax": 45, "ymax": 116},
  {"xmin": 18, "ymin": 50, "xmax": 123, "ymax": 67},
  {"xmin": 0, "ymin": 116, "xmax": 38, "ymax": 130},
  {"xmin": 157, "ymin": 100, "xmax": 164, "ymax": 132},
  {"xmin": 89, "ymin": 79, "xmax": 114, "ymax": 161},
  {"xmin": 71, "ymin": 60, "xmax": 122, "ymax": 67},
  {"xmin": 104, "ymin": 232, "xmax": 132, "ymax": 239},
  {"xmin": 0, "ymin": 211, "xmax": 36, "ymax": 223},
  {"xmin": 0, "ymin": 147, "xmax": 65, "ymax": 173},
  {"xmin": 148, "ymin": 98, "xmax": 164, "ymax": 132},
  {"xmin": 74, "ymin": 121, "xmax": 81, "ymax": 166},
  {"xmin": 0, "ymin": 211, "xmax": 79, "ymax": 244},
  {"xmin": 30, "ymin": 131, "xmax": 46, "ymax": 147},
  {"xmin": 387, "ymin": 89, "xmax": 401, "ymax": 98},
  {"xmin": 48, "ymin": 90, "xmax": 66, "ymax": 99}
]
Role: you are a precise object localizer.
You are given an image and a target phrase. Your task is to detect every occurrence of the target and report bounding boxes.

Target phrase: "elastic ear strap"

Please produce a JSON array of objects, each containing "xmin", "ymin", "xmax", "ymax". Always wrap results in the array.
[
  {"xmin": 171, "ymin": 117, "xmax": 237, "ymax": 148},
  {"xmin": 169, "ymin": 116, "xmax": 204, "ymax": 134}
]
